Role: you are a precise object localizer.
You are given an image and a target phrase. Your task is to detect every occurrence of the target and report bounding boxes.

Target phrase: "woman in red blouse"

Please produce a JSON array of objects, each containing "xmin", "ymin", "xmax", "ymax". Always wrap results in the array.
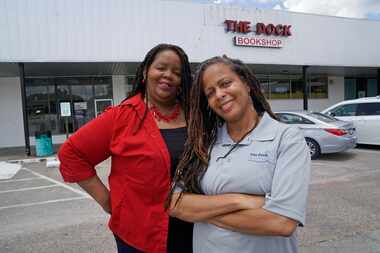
[{"xmin": 58, "ymin": 44, "xmax": 193, "ymax": 253}]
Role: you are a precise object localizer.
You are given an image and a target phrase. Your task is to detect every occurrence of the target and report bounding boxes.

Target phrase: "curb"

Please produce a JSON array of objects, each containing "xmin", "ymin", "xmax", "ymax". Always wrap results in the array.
[{"xmin": 7, "ymin": 155, "xmax": 58, "ymax": 164}]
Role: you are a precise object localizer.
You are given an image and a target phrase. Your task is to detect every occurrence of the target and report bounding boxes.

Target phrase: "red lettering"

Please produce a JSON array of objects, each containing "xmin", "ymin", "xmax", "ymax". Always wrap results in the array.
[
  {"xmin": 275, "ymin": 25, "xmax": 283, "ymax": 35},
  {"xmin": 256, "ymin": 23, "xmax": 265, "ymax": 35},
  {"xmin": 225, "ymin": 20, "xmax": 237, "ymax": 32},
  {"xmin": 228, "ymin": 20, "xmax": 292, "ymax": 37},
  {"xmin": 234, "ymin": 36, "xmax": 283, "ymax": 48},
  {"xmin": 237, "ymin": 21, "xmax": 251, "ymax": 33},
  {"xmin": 282, "ymin": 25, "xmax": 292, "ymax": 36},
  {"xmin": 236, "ymin": 36, "xmax": 243, "ymax": 44},
  {"xmin": 265, "ymin": 24, "xmax": 275, "ymax": 35}
]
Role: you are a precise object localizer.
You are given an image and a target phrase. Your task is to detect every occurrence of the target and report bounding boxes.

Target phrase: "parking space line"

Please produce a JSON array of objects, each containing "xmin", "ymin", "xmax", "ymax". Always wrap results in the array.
[
  {"xmin": 0, "ymin": 196, "xmax": 90, "ymax": 211},
  {"xmin": 22, "ymin": 168, "xmax": 89, "ymax": 198},
  {"xmin": 311, "ymin": 162, "xmax": 327, "ymax": 166},
  {"xmin": 0, "ymin": 184, "xmax": 59, "ymax": 194},
  {"xmin": 0, "ymin": 177, "xmax": 39, "ymax": 183}
]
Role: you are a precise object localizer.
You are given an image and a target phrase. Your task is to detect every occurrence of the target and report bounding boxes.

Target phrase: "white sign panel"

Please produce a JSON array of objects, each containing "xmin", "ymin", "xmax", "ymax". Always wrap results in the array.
[
  {"xmin": 234, "ymin": 36, "xmax": 283, "ymax": 48},
  {"xmin": 60, "ymin": 102, "xmax": 71, "ymax": 117}
]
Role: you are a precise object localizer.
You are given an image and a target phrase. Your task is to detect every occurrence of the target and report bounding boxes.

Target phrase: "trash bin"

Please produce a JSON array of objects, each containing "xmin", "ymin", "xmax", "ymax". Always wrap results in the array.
[{"xmin": 35, "ymin": 131, "xmax": 54, "ymax": 157}]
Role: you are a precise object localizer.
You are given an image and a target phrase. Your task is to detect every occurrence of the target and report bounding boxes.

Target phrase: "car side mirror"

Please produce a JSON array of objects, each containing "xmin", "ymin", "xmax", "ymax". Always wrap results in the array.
[{"xmin": 327, "ymin": 111, "xmax": 335, "ymax": 117}]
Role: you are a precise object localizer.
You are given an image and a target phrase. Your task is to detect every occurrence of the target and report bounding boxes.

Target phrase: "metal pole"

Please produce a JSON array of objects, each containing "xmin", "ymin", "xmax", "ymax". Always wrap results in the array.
[
  {"xmin": 302, "ymin": 66, "xmax": 309, "ymax": 111},
  {"xmin": 19, "ymin": 63, "xmax": 31, "ymax": 156}
]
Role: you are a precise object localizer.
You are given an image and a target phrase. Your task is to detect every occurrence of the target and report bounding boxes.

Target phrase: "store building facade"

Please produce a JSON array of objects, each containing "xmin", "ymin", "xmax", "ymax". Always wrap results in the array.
[{"xmin": 0, "ymin": 0, "xmax": 379, "ymax": 150}]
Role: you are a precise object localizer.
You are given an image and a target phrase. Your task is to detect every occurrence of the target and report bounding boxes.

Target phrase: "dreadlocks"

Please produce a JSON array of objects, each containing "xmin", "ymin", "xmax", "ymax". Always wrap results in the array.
[
  {"xmin": 126, "ymin": 43, "xmax": 193, "ymax": 131},
  {"xmin": 167, "ymin": 55, "xmax": 277, "ymax": 207}
]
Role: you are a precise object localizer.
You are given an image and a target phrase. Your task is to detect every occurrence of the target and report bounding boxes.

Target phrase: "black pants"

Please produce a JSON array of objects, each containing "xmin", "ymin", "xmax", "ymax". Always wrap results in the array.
[{"xmin": 114, "ymin": 235, "xmax": 144, "ymax": 253}]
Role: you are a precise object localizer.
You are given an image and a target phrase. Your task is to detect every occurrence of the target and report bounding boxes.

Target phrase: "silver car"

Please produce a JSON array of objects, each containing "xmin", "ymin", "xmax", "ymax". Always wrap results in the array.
[{"xmin": 275, "ymin": 111, "xmax": 357, "ymax": 159}]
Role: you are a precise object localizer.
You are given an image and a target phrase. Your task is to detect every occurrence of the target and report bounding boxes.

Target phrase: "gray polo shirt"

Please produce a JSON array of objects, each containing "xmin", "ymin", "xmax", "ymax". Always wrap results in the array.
[{"xmin": 193, "ymin": 112, "xmax": 311, "ymax": 253}]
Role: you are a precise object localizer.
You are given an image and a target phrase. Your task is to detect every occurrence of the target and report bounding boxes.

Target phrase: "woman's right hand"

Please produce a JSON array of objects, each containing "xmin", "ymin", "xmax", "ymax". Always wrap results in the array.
[{"xmin": 100, "ymin": 195, "xmax": 112, "ymax": 215}]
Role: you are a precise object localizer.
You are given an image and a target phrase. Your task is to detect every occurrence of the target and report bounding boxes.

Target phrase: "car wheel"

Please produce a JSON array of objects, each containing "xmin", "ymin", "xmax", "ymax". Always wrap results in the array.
[{"xmin": 305, "ymin": 138, "xmax": 321, "ymax": 160}]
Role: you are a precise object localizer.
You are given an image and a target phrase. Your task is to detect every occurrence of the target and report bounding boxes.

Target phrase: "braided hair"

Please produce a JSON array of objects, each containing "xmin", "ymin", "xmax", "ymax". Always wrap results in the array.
[
  {"xmin": 167, "ymin": 55, "xmax": 276, "ymax": 207},
  {"xmin": 127, "ymin": 43, "xmax": 193, "ymax": 130}
]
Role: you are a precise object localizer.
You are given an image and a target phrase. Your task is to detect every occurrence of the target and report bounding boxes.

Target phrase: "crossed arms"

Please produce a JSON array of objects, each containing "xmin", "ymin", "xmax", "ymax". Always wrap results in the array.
[{"xmin": 168, "ymin": 192, "xmax": 298, "ymax": 237}]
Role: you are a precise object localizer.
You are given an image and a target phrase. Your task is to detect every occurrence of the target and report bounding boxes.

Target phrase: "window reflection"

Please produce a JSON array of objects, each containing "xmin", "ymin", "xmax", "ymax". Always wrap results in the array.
[{"xmin": 270, "ymin": 80, "xmax": 290, "ymax": 99}]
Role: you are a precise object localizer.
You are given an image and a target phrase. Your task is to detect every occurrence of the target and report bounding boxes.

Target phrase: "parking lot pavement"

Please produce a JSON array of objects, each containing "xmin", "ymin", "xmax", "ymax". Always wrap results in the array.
[
  {"xmin": 299, "ymin": 147, "xmax": 380, "ymax": 253},
  {"xmin": 0, "ymin": 146, "xmax": 379, "ymax": 253},
  {"xmin": 0, "ymin": 160, "xmax": 115, "ymax": 253}
]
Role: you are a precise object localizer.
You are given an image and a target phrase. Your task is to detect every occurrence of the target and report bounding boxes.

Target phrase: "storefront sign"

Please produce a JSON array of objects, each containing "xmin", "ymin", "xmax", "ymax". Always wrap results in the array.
[
  {"xmin": 224, "ymin": 19, "xmax": 292, "ymax": 48},
  {"xmin": 234, "ymin": 36, "xmax": 282, "ymax": 48}
]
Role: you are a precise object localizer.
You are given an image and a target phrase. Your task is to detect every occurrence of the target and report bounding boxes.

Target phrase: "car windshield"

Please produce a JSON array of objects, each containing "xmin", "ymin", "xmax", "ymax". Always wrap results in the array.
[{"xmin": 307, "ymin": 112, "xmax": 338, "ymax": 123}]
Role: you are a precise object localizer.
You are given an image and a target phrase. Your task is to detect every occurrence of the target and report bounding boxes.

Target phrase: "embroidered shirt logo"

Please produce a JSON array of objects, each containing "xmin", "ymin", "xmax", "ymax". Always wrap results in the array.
[{"xmin": 249, "ymin": 152, "xmax": 268, "ymax": 162}]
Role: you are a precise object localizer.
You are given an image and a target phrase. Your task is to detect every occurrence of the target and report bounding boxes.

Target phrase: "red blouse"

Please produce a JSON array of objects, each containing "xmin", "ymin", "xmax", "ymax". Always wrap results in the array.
[{"xmin": 58, "ymin": 94, "xmax": 172, "ymax": 253}]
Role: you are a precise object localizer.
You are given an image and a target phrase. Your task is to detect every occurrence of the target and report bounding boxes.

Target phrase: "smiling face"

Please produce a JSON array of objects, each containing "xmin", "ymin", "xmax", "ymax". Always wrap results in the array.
[
  {"xmin": 145, "ymin": 49, "xmax": 182, "ymax": 106},
  {"xmin": 202, "ymin": 63, "xmax": 254, "ymax": 124}
]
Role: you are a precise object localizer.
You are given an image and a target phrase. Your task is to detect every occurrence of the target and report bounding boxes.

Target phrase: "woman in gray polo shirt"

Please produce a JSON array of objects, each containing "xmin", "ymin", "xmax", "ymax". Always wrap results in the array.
[{"xmin": 168, "ymin": 56, "xmax": 311, "ymax": 253}]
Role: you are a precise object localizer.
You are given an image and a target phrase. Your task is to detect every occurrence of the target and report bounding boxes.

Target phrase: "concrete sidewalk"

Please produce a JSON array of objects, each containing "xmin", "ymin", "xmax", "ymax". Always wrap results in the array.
[{"xmin": 0, "ymin": 144, "xmax": 61, "ymax": 162}]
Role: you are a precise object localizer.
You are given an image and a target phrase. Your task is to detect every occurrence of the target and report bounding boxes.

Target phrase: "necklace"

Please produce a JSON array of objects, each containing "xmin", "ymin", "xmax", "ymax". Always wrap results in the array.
[
  {"xmin": 216, "ymin": 117, "xmax": 260, "ymax": 162},
  {"xmin": 150, "ymin": 103, "xmax": 181, "ymax": 122}
]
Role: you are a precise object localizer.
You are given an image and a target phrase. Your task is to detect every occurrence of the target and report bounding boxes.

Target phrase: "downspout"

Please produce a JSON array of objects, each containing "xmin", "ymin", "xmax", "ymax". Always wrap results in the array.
[{"xmin": 303, "ymin": 66, "xmax": 309, "ymax": 111}]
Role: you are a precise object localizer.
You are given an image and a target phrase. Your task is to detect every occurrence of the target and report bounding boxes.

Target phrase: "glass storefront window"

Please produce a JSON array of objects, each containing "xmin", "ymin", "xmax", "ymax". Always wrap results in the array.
[
  {"xmin": 309, "ymin": 77, "xmax": 328, "ymax": 98},
  {"xmin": 95, "ymin": 84, "xmax": 112, "ymax": 98},
  {"xmin": 71, "ymin": 84, "xmax": 94, "ymax": 131},
  {"xmin": 258, "ymin": 75, "xmax": 328, "ymax": 99},
  {"xmin": 270, "ymin": 80, "xmax": 290, "ymax": 99},
  {"xmin": 26, "ymin": 76, "xmax": 112, "ymax": 136},
  {"xmin": 125, "ymin": 76, "xmax": 135, "ymax": 96},
  {"xmin": 290, "ymin": 80, "xmax": 304, "ymax": 99},
  {"xmin": 26, "ymin": 79, "xmax": 58, "ymax": 136}
]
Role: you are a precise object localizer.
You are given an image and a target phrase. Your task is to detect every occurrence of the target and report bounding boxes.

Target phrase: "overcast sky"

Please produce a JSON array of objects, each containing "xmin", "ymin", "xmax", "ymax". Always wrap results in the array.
[{"xmin": 192, "ymin": 0, "xmax": 380, "ymax": 20}]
